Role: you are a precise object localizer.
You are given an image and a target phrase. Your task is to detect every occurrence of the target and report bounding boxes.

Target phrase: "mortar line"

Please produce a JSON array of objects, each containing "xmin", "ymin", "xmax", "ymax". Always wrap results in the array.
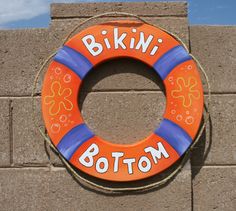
[
  {"xmin": 0, "ymin": 95, "xmax": 41, "ymax": 99},
  {"xmin": 191, "ymin": 174, "xmax": 194, "ymax": 211},
  {"xmin": 0, "ymin": 165, "xmax": 65, "ymax": 170},
  {"xmin": 188, "ymin": 25, "xmax": 192, "ymax": 53},
  {"xmin": 51, "ymin": 14, "xmax": 187, "ymax": 20},
  {"xmin": 192, "ymin": 165, "xmax": 236, "ymax": 168},
  {"xmin": 204, "ymin": 92, "xmax": 236, "ymax": 95},
  {"xmin": 82, "ymin": 90, "xmax": 164, "ymax": 94},
  {"xmin": 75, "ymin": 91, "xmax": 236, "ymax": 95},
  {"xmin": 0, "ymin": 166, "xmax": 51, "ymax": 170},
  {"xmin": 9, "ymin": 99, "xmax": 13, "ymax": 166},
  {"xmin": 13, "ymin": 164, "xmax": 49, "ymax": 167},
  {"xmin": 190, "ymin": 155, "xmax": 194, "ymax": 211},
  {"xmin": 1, "ymin": 164, "xmax": 235, "ymax": 170},
  {"xmin": 1, "ymin": 91, "xmax": 236, "ymax": 98}
]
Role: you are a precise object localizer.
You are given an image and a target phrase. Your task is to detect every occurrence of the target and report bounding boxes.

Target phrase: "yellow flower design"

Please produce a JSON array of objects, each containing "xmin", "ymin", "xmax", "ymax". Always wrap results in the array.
[
  {"xmin": 44, "ymin": 81, "xmax": 73, "ymax": 116},
  {"xmin": 171, "ymin": 77, "xmax": 200, "ymax": 108}
]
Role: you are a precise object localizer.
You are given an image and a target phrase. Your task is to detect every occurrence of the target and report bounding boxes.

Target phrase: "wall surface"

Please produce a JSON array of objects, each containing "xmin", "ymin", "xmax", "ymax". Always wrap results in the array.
[{"xmin": 0, "ymin": 2, "xmax": 235, "ymax": 211}]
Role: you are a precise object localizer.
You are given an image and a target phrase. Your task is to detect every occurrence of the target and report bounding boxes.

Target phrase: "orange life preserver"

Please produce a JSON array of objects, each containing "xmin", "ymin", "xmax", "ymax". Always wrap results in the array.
[{"xmin": 42, "ymin": 20, "xmax": 203, "ymax": 182}]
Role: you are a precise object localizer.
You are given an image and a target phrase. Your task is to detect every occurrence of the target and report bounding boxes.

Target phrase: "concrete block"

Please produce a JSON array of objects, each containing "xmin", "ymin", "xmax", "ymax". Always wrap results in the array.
[
  {"xmin": 79, "ymin": 92, "xmax": 166, "ymax": 144},
  {"xmin": 190, "ymin": 26, "xmax": 236, "ymax": 93},
  {"xmin": 0, "ymin": 168, "xmax": 50, "ymax": 211},
  {"xmin": 0, "ymin": 164, "xmax": 191, "ymax": 211},
  {"xmin": 191, "ymin": 95, "xmax": 236, "ymax": 165},
  {"xmin": 192, "ymin": 167, "xmax": 236, "ymax": 211},
  {"xmin": 12, "ymin": 98, "xmax": 49, "ymax": 165},
  {"xmin": 49, "ymin": 165, "xmax": 191, "ymax": 211},
  {"xmin": 0, "ymin": 29, "xmax": 55, "ymax": 96},
  {"xmin": 0, "ymin": 99, "xmax": 10, "ymax": 166},
  {"xmin": 51, "ymin": 2, "xmax": 187, "ymax": 18}
]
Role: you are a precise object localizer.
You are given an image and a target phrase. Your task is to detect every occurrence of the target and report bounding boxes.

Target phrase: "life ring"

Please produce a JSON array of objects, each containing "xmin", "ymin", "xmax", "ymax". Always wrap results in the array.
[{"xmin": 42, "ymin": 20, "xmax": 203, "ymax": 182}]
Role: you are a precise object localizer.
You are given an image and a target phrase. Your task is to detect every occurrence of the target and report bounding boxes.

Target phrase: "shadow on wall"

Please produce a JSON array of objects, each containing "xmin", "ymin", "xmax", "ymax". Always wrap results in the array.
[
  {"xmin": 191, "ymin": 112, "xmax": 213, "ymax": 179},
  {"xmin": 43, "ymin": 57, "xmax": 213, "ymax": 195}
]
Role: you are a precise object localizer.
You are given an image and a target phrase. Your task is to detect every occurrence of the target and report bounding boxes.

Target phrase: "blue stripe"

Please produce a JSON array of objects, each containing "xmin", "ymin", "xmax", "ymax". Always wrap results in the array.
[
  {"xmin": 155, "ymin": 119, "xmax": 192, "ymax": 156},
  {"xmin": 153, "ymin": 45, "xmax": 192, "ymax": 80},
  {"xmin": 54, "ymin": 46, "xmax": 93, "ymax": 80},
  {"xmin": 57, "ymin": 124, "xmax": 94, "ymax": 160}
]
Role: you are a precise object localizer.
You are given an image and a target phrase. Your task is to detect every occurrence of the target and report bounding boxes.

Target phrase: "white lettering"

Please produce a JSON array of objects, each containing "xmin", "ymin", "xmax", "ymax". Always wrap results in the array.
[
  {"xmin": 79, "ymin": 143, "xmax": 99, "ymax": 167},
  {"xmin": 135, "ymin": 32, "xmax": 153, "ymax": 53},
  {"xmin": 104, "ymin": 38, "xmax": 111, "ymax": 49},
  {"xmin": 114, "ymin": 28, "xmax": 127, "ymax": 49},
  {"xmin": 82, "ymin": 35, "xmax": 103, "ymax": 56},
  {"xmin": 112, "ymin": 152, "xmax": 124, "ymax": 173},
  {"xmin": 130, "ymin": 38, "xmax": 135, "ymax": 49},
  {"xmin": 123, "ymin": 158, "xmax": 135, "ymax": 174},
  {"xmin": 138, "ymin": 156, "xmax": 151, "ymax": 173},
  {"xmin": 96, "ymin": 157, "xmax": 109, "ymax": 173},
  {"xmin": 144, "ymin": 142, "xmax": 169, "ymax": 164},
  {"xmin": 150, "ymin": 46, "xmax": 159, "ymax": 56}
]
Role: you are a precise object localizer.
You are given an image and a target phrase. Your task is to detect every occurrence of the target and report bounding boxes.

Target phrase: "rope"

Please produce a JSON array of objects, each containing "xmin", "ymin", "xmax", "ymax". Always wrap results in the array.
[{"xmin": 31, "ymin": 12, "xmax": 211, "ymax": 193}]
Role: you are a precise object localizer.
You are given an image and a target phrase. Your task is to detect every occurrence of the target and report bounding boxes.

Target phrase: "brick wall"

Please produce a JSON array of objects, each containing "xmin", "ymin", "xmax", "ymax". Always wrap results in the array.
[{"xmin": 0, "ymin": 2, "xmax": 235, "ymax": 211}]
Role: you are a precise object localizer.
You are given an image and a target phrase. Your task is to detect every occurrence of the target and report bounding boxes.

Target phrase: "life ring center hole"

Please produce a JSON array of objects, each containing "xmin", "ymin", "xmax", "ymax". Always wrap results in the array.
[{"xmin": 78, "ymin": 58, "xmax": 166, "ymax": 145}]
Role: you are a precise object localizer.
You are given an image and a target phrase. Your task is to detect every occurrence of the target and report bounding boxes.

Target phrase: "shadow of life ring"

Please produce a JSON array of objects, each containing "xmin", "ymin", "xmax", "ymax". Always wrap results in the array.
[{"xmin": 42, "ymin": 20, "xmax": 204, "ymax": 182}]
